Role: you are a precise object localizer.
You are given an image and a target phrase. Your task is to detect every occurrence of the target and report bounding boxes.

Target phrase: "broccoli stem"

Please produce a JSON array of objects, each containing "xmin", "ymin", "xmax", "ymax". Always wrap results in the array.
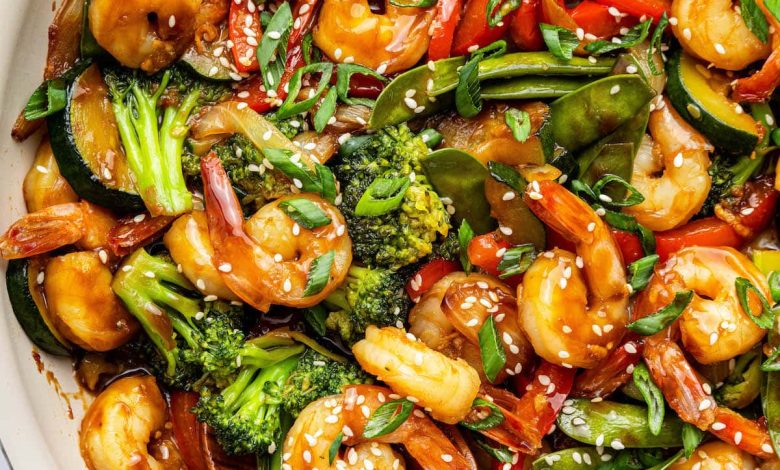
[{"xmin": 111, "ymin": 70, "xmax": 195, "ymax": 216}]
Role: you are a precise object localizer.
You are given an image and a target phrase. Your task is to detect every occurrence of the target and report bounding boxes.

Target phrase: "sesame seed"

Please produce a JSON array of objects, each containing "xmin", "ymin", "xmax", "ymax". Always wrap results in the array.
[
  {"xmin": 741, "ymin": 207, "xmax": 755, "ymax": 216},
  {"xmin": 715, "ymin": 43, "xmax": 726, "ymax": 54},
  {"xmin": 711, "ymin": 422, "xmax": 726, "ymax": 431},
  {"xmin": 598, "ymin": 194, "xmax": 613, "ymax": 203},
  {"xmin": 343, "ymin": 56, "xmax": 355, "ymax": 64},
  {"xmin": 558, "ymin": 350, "xmax": 570, "ymax": 359},
  {"xmin": 683, "ymin": 28, "xmax": 692, "ymax": 40},
  {"xmin": 608, "ymin": 6, "xmax": 621, "ymax": 16},
  {"xmin": 36, "ymin": 271, "xmax": 45, "ymax": 284},
  {"xmin": 576, "ymin": 256, "xmax": 584, "ymax": 268},
  {"xmin": 611, "ymin": 439, "xmax": 625, "ymax": 450},
  {"xmin": 283, "ymin": 279, "xmax": 292, "ymax": 292},
  {"xmin": 703, "ymin": 383, "xmax": 712, "ymax": 394},
  {"xmin": 587, "ymin": 222, "xmax": 596, "ymax": 232},
  {"xmin": 35, "ymin": 165, "xmax": 49, "ymax": 174},
  {"xmin": 503, "ymin": 332, "xmax": 513, "ymax": 345},
  {"xmin": 734, "ymin": 431, "xmax": 743, "ymax": 445},
  {"xmin": 762, "ymin": 443, "xmax": 773, "ymax": 453},
  {"xmin": 334, "ymin": 48, "xmax": 342, "ymax": 59},
  {"xmin": 467, "ymin": 44, "xmax": 479, "ymax": 52},
  {"xmin": 610, "ymin": 85, "xmax": 621, "ymax": 95},
  {"xmin": 596, "ymin": 434, "xmax": 605, "ymax": 446},
  {"xmin": 539, "ymin": 374, "xmax": 551, "ymax": 386},
  {"xmin": 376, "ymin": 63, "xmax": 388, "ymax": 74},
  {"xmin": 559, "ymin": 277, "xmax": 568, "ymax": 289},
  {"xmin": 673, "ymin": 152, "xmax": 684, "ymax": 168},
  {"xmin": 267, "ymin": 31, "xmax": 281, "ymax": 39},
  {"xmin": 562, "ymin": 325, "xmax": 573, "ymax": 334},
  {"xmin": 460, "ymin": 302, "xmax": 473, "ymax": 309},
  {"xmin": 709, "ymin": 332, "xmax": 719, "ymax": 345},
  {"xmin": 143, "ymin": 271, "xmax": 155, "ymax": 279},
  {"xmin": 626, "ymin": 64, "xmax": 638, "ymax": 74},
  {"xmin": 168, "ymin": 15, "xmax": 176, "ymax": 27},
  {"xmin": 699, "ymin": 399, "xmax": 712, "ymax": 411},
  {"xmin": 499, "ymin": 226, "xmax": 513, "ymax": 236},
  {"xmin": 592, "ymin": 324, "xmax": 603, "ymax": 336},
  {"xmin": 589, "ymin": 56, "xmax": 598, "ymax": 64},
  {"xmin": 218, "ymin": 263, "xmax": 232, "ymax": 273},
  {"xmin": 441, "ymin": 454, "xmax": 453, "ymax": 463},
  {"xmin": 303, "ymin": 450, "xmax": 312, "ymax": 463},
  {"xmin": 528, "ymin": 191, "xmax": 543, "ymax": 200},
  {"xmin": 292, "ymin": 223, "xmax": 300, "ymax": 236},
  {"xmin": 325, "ymin": 414, "xmax": 339, "ymax": 423},
  {"xmin": 204, "ymin": 295, "xmax": 218, "ymax": 302},
  {"xmin": 427, "ymin": 60, "xmax": 436, "ymax": 71},
  {"xmin": 624, "ymin": 343, "xmax": 637, "ymax": 354},
  {"xmin": 575, "ymin": 28, "xmax": 584, "ymax": 40},
  {"xmin": 496, "ymin": 247, "xmax": 507, "ymax": 257}
]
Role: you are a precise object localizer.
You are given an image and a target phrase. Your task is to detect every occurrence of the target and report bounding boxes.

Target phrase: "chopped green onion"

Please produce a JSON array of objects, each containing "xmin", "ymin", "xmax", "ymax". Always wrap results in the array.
[
  {"xmin": 628, "ymin": 255, "xmax": 659, "ymax": 293},
  {"xmin": 335, "ymin": 64, "xmax": 388, "ymax": 107},
  {"xmin": 585, "ymin": 20, "xmax": 652, "ymax": 56},
  {"xmin": 498, "ymin": 244, "xmax": 536, "ymax": 279},
  {"xmin": 505, "ymin": 108, "xmax": 532, "ymax": 143},
  {"xmin": 602, "ymin": 208, "xmax": 656, "ymax": 256},
  {"xmin": 488, "ymin": 161, "xmax": 527, "ymax": 193},
  {"xmin": 458, "ymin": 220, "xmax": 475, "ymax": 275},
  {"xmin": 419, "ymin": 128, "xmax": 443, "ymax": 148},
  {"xmin": 633, "ymin": 363, "xmax": 665, "ymax": 436},
  {"xmin": 648, "ymin": 13, "xmax": 669, "ymax": 76},
  {"xmin": 276, "ymin": 62, "xmax": 334, "ymax": 119},
  {"xmin": 769, "ymin": 272, "xmax": 780, "ymax": 303},
  {"xmin": 591, "ymin": 174, "xmax": 645, "ymax": 208},
  {"xmin": 389, "ymin": 0, "xmax": 436, "ymax": 6},
  {"xmin": 736, "ymin": 277, "xmax": 775, "ymax": 329},
  {"xmin": 681, "ymin": 423, "xmax": 703, "ymax": 458},
  {"xmin": 478, "ymin": 315, "xmax": 506, "ymax": 383},
  {"xmin": 540, "ymin": 24, "xmax": 580, "ymax": 61},
  {"xmin": 316, "ymin": 164, "xmax": 337, "ymax": 203},
  {"xmin": 264, "ymin": 148, "xmax": 321, "ymax": 191},
  {"xmin": 362, "ymin": 399, "xmax": 414, "ymax": 439},
  {"xmin": 460, "ymin": 398, "xmax": 505, "ymax": 431},
  {"xmin": 304, "ymin": 305, "xmax": 328, "ymax": 336},
  {"xmin": 314, "ymin": 87, "xmax": 338, "ymax": 133},
  {"xmin": 486, "ymin": 0, "xmax": 521, "ymax": 27},
  {"xmin": 741, "ymin": 0, "xmax": 770, "ymax": 43},
  {"xmin": 24, "ymin": 79, "xmax": 67, "ymax": 120},
  {"xmin": 627, "ymin": 290, "xmax": 693, "ymax": 335},
  {"xmin": 354, "ymin": 177, "xmax": 411, "ymax": 216},
  {"xmin": 328, "ymin": 432, "xmax": 343, "ymax": 464},
  {"xmin": 279, "ymin": 198, "xmax": 332, "ymax": 229},
  {"xmin": 455, "ymin": 56, "xmax": 482, "ymax": 118},
  {"xmin": 473, "ymin": 435, "xmax": 514, "ymax": 463},
  {"xmin": 303, "ymin": 250, "xmax": 335, "ymax": 296},
  {"xmin": 762, "ymin": 344, "xmax": 780, "ymax": 372},
  {"xmin": 257, "ymin": 3, "xmax": 292, "ymax": 94}
]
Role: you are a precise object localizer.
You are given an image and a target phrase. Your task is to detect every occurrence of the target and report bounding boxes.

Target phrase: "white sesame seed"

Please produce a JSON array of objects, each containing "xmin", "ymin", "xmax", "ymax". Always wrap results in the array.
[
  {"xmin": 528, "ymin": 191, "xmax": 543, "ymax": 200},
  {"xmin": 376, "ymin": 63, "xmax": 388, "ymax": 74},
  {"xmin": 267, "ymin": 31, "xmax": 281, "ymax": 39},
  {"xmin": 715, "ymin": 43, "xmax": 726, "ymax": 54},
  {"xmin": 441, "ymin": 454, "xmax": 453, "ymax": 463},
  {"xmin": 503, "ymin": 332, "xmax": 513, "ymax": 345},
  {"xmin": 711, "ymin": 422, "xmax": 726, "ymax": 431},
  {"xmin": 218, "ymin": 263, "xmax": 233, "ymax": 273},
  {"xmin": 626, "ymin": 64, "xmax": 638, "ymax": 74},
  {"xmin": 587, "ymin": 222, "xmax": 596, "ymax": 232},
  {"xmin": 683, "ymin": 28, "xmax": 692, "ymax": 40},
  {"xmin": 559, "ymin": 277, "xmax": 568, "ymax": 289},
  {"xmin": 610, "ymin": 85, "xmax": 621, "ymax": 95},
  {"xmin": 699, "ymin": 399, "xmax": 712, "ymax": 411},
  {"xmin": 673, "ymin": 152, "xmax": 684, "ymax": 168},
  {"xmin": 168, "ymin": 15, "xmax": 176, "ymax": 28},
  {"xmin": 558, "ymin": 350, "xmax": 570, "ymax": 359},
  {"xmin": 624, "ymin": 343, "xmax": 637, "ymax": 354},
  {"xmin": 499, "ymin": 226, "xmax": 513, "ymax": 236},
  {"xmin": 562, "ymin": 325, "xmax": 572, "ymax": 334},
  {"xmin": 734, "ymin": 431, "xmax": 743, "ymax": 445},
  {"xmin": 611, "ymin": 440, "xmax": 625, "ymax": 450},
  {"xmin": 204, "ymin": 295, "xmax": 218, "ymax": 302},
  {"xmin": 539, "ymin": 374, "xmax": 551, "ymax": 386},
  {"xmin": 709, "ymin": 332, "xmax": 719, "ymax": 345},
  {"xmin": 592, "ymin": 324, "xmax": 603, "ymax": 336},
  {"xmin": 762, "ymin": 443, "xmax": 773, "ymax": 453},
  {"xmin": 283, "ymin": 279, "xmax": 292, "ymax": 292},
  {"xmin": 292, "ymin": 223, "xmax": 300, "ymax": 236}
]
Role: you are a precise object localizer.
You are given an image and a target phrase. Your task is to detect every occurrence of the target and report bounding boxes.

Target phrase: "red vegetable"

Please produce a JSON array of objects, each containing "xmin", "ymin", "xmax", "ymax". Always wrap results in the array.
[
  {"xmin": 107, "ymin": 214, "xmax": 175, "ymax": 257},
  {"xmin": 452, "ymin": 0, "xmax": 513, "ymax": 56},
  {"xmin": 406, "ymin": 259, "xmax": 461, "ymax": 300},
  {"xmin": 546, "ymin": 227, "xmax": 643, "ymax": 266},
  {"xmin": 429, "ymin": 0, "xmax": 463, "ymax": 60},
  {"xmin": 593, "ymin": 0, "xmax": 669, "ymax": 22},
  {"xmin": 510, "ymin": 0, "xmax": 544, "ymax": 51},
  {"xmin": 468, "ymin": 232, "xmax": 511, "ymax": 277},
  {"xmin": 170, "ymin": 391, "xmax": 208, "ymax": 470},
  {"xmin": 570, "ymin": 1, "xmax": 635, "ymax": 38},
  {"xmin": 228, "ymin": 0, "xmax": 262, "ymax": 73},
  {"xmin": 654, "ymin": 217, "xmax": 742, "ymax": 262}
]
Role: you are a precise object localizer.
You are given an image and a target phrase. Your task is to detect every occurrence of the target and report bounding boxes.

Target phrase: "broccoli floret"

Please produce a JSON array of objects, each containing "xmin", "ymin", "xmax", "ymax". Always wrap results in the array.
[
  {"xmin": 282, "ymin": 349, "xmax": 372, "ymax": 417},
  {"xmin": 431, "ymin": 227, "xmax": 461, "ymax": 261},
  {"xmin": 698, "ymin": 153, "xmax": 766, "ymax": 217},
  {"xmin": 336, "ymin": 125, "xmax": 450, "ymax": 269},
  {"xmin": 182, "ymin": 134, "xmax": 293, "ymax": 211},
  {"xmin": 112, "ymin": 248, "xmax": 245, "ymax": 389},
  {"xmin": 322, "ymin": 265, "xmax": 410, "ymax": 344},
  {"xmin": 267, "ymin": 114, "xmax": 306, "ymax": 140},
  {"xmin": 104, "ymin": 67, "xmax": 222, "ymax": 216}
]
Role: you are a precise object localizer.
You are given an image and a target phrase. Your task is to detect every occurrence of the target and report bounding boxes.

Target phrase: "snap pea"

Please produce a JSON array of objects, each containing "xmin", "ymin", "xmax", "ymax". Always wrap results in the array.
[
  {"xmin": 557, "ymin": 399, "xmax": 684, "ymax": 448},
  {"xmin": 763, "ymin": 317, "xmax": 780, "ymax": 456},
  {"xmin": 550, "ymin": 75, "xmax": 655, "ymax": 152},
  {"xmin": 716, "ymin": 348, "xmax": 763, "ymax": 409},
  {"xmin": 420, "ymin": 148, "xmax": 496, "ymax": 234},
  {"xmin": 370, "ymin": 53, "xmax": 616, "ymax": 129},
  {"xmin": 531, "ymin": 447, "xmax": 613, "ymax": 469},
  {"xmin": 480, "ymin": 76, "xmax": 598, "ymax": 100}
]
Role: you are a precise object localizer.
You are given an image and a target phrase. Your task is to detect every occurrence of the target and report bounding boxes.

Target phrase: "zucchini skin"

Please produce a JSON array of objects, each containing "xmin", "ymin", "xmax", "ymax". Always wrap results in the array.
[
  {"xmin": 6, "ymin": 259, "xmax": 70, "ymax": 356},
  {"xmin": 666, "ymin": 51, "xmax": 759, "ymax": 155},
  {"xmin": 47, "ymin": 68, "xmax": 144, "ymax": 212}
]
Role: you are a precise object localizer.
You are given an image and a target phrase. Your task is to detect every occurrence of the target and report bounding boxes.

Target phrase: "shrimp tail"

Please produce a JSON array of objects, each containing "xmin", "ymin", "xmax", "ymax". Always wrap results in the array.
[
  {"xmin": 0, "ymin": 202, "xmax": 85, "ymax": 259},
  {"xmin": 523, "ymin": 180, "xmax": 597, "ymax": 245}
]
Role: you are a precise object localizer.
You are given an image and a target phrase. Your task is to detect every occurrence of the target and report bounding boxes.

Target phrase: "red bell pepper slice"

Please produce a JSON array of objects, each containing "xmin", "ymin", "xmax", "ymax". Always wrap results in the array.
[
  {"xmin": 170, "ymin": 391, "xmax": 208, "ymax": 470},
  {"xmin": 593, "ymin": 0, "xmax": 669, "ymax": 22},
  {"xmin": 406, "ymin": 259, "xmax": 461, "ymax": 300},
  {"xmin": 429, "ymin": 0, "xmax": 463, "ymax": 60},
  {"xmin": 570, "ymin": 1, "xmax": 636, "ymax": 38},
  {"xmin": 734, "ymin": 48, "xmax": 780, "ymax": 103},
  {"xmin": 468, "ymin": 232, "xmax": 512, "ymax": 277},
  {"xmin": 654, "ymin": 217, "xmax": 742, "ymax": 262},
  {"xmin": 228, "ymin": 0, "xmax": 262, "ymax": 73},
  {"xmin": 107, "ymin": 214, "xmax": 175, "ymax": 257},
  {"xmin": 452, "ymin": 0, "xmax": 513, "ymax": 56},
  {"xmin": 510, "ymin": 0, "xmax": 544, "ymax": 51},
  {"xmin": 546, "ymin": 227, "xmax": 643, "ymax": 266}
]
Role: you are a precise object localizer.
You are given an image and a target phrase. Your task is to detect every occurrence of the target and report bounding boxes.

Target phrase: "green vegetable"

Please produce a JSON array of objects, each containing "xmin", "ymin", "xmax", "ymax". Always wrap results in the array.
[
  {"xmin": 323, "ymin": 265, "xmax": 410, "ymax": 344},
  {"xmin": 505, "ymin": 108, "xmax": 532, "ymax": 142},
  {"xmin": 557, "ymin": 399, "xmax": 684, "ymax": 448},
  {"xmin": 419, "ymin": 128, "xmax": 444, "ymax": 148},
  {"xmin": 627, "ymin": 291, "xmax": 693, "ymax": 335},
  {"xmin": 263, "ymin": 148, "xmax": 337, "ymax": 201},
  {"xmin": 363, "ymin": 399, "xmax": 414, "ymax": 438},
  {"xmin": 458, "ymin": 220, "xmax": 475, "ymax": 274},
  {"xmin": 279, "ymin": 198, "xmax": 332, "ymax": 229},
  {"xmin": 628, "ymin": 255, "xmax": 659, "ymax": 293},
  {"xmin": 421, "ymin": 148, "xmax": 494, "ymax": 234},
  {"xmin": 716, "ymin": 348, "xmax": 763, "ymax": 409},
  {"xmin": 478, "ymin": 315, "xmax": 506, "ymax": 383},
  {"xmin": 498, "ymin": 244, "xmax": 536, "ymax": 279},
  {"xmin": 602, "ymin": 208, "xmax": 656, "ymax": 256},
  {"xmin": 647, "ymin": 14, "xmax": 669, "ymax": 76},
  {"xmin": 329, "ymin": 433, "xmax": 343, "ymax": 465},
  {"xmin": 540, "ymin": 23, "xmax": 580, "ymax": 60},
  {"xmin": 586, "ymin": 20, "xmax": 652, "ymax": 56},
  {"xmin": 633, "ymin": 363, "xmax": 665, "ymax": 436},
  {"xmin": 480, "ymin": 76, "xmax": 594, "ymax": 100},
  {"xmin": 335, "ymin": 64, "xmax": 388, "ymax": 107},
  {"xmin": 303, "ymin": 251, "xmax": 335, "ymax": 297},
  {"xmin": 762, "ymin": 323, "xmax": 780, "ymax": 456},
  {"xmin": 354, "ymin": 177, "xmax": 412, "ymax": 217},
  {"xmin": 460, "ymin": 398, "xmax": 504, "ymax": 431},
  {"xmin": 681, "ymin": 423, "xmax": 703, "ymax": 458},
  {"xmin": 741, "ymin": 0, "xmax": 770, "ymax": 43},
  {"xmin": 24, "ymin": 78, "xmax": 67, "ymax": 120},
  {"xmin": 474, "ymin": 435, "xmax": 515, "ymax": 463},
  {"xmin": 257, "ymin": 3, "xmax": 292, "ymax": 92},
  {"xmin": 179, "ymin": 25, "xmax": 233, "ymax": 81},
  {"xmin": 531, "ymin": 447, "xmax": 613, "ymax": 469},
  {"xmin": 551, "ymin": 74, "xmax": 655, "ymax": 151},
  {"xmin": 314, "ymin": 88, "xmax": 338, "ymax": 133},
  {"xmin": 455, "ymin": 41, "xmax": 507, "ymax": 118},
  {"xmin": 735, "ymin": 277, "xmax": 775, "ymax": 329},
  {"xmin": 768, "ymin": 0, "xmax": 780, "ymax": 22},
  {"xmin": 277, "ymin": 62, "xmax": 333, "ymax": 119},
  {"xmin": 590, "ymin": 174, "xmax": 645, "ymax": 208},
  {"xmin": 486, "ymin": 0, "xmax": 520, "ymax": 26}
]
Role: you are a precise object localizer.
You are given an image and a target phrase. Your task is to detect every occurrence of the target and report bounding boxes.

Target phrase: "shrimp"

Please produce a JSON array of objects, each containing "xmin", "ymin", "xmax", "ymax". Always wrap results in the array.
[
  {"xmin": 282, "ymin": 394, "xmax": 406, "ymax": 470},
  {"xmin": 200, "ymin": 152, "xmax": 351, "ymax": 311},
  {"xmin": 733, "ymin": 0, "xmax": 780, "ymax": 102},
  {"xmin": 0, "ymin": 201, "xmax": 118, "ymax": 260},
  {"xmin": 163, "ymin": 211, "xmax": 240, "ymax": 302},
  {"xmin": 45, "ymin": 251, "xmax": 138, "ymax": 351},
  {"xmin": 633, "ymin": 246, "xmax": 768, "ymax": 364},
  {"xmin": 80, "ymin": 375, "xmax": 168, "ymax": 470},
  {"xmin": 671, "ymin": 0, "xmax": 771, "ymax": 70},
  {"xmin": 22, "ymin": 136, "xmax": 78, "ymax": 213},
  {"xmin": 668, "ymin": 441, "xmax": 757, "ymax": 470},
  {"xmin": 520, "ymin": 180, "xmax": 630, "ymax": 369},
  {"xmin": 88, "ymin": 0, "xmax": 202, "ymax": 72},
  {"xmin": 623, "ymin": 97, "xmax": 712, "ymax": 232},
  {"xmin": 352, "ymin": 326, "xmax": 481, "ymax": 424},
  {"xmin": 313, "ymin": 0, "xmax": 435, "ymax": 74}
]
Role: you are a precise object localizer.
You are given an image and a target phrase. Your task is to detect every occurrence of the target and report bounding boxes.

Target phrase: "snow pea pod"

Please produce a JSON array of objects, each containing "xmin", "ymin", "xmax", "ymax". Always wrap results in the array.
[
  {"xmin": 480, "ymin": 76, "xmax": 597, "ymax": 101},
  {"xmin": 478, "ymin": 53, "xmax": 615, "ymax": 81},
  {"xmin": 531, "ymin": 447, "xmax": 613, "ymax": 469},
  {"xmin": 763, "ymin": 323, "xmax": 780, "ymax": 456},
  {"xmin": 557, "ymin": 399, "xmax": 684, "ymax": 448},
  {"xmin": 550, "ymin": 75, "xmax": 655, "ymax": 152}
]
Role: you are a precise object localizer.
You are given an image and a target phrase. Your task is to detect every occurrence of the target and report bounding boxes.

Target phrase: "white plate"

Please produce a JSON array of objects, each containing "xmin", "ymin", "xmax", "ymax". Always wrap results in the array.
[{"xmin": 0, "ymin": 0, "xmax": 86, "ymax": 468}]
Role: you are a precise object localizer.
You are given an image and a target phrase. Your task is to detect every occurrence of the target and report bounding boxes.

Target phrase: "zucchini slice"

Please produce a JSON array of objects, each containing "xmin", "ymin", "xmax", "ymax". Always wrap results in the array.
[
  {"xmin": 6, "ymin": 258, "xmax": 70, "ymax": 356},
  {"xmin": 666, "ymin": 51, "xmax": 760, "ymax": 155},
  {"xmin": 180, "ymin": 24, "xmax": 233, "ymax": 81},
  {"xmin": 47, "ymin": 64, "xmax": 143, "ymax": 212}
]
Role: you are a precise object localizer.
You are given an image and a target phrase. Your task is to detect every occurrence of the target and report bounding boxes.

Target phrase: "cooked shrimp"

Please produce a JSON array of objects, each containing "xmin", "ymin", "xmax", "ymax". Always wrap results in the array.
[
  {"xmin": 80, "ymin": 375, "xmax": 167, "ymax": 470},
  {"xmin": 521, "ymin": 180, "xmax": 630, "ymax": 369},
  {"xmin": 668, "ymin": 441, "xmax": 757, "ymax": 470},
  {"xmin": 282, "ymin": 394, "xmax": 406, "ymax": 470},
  {"xmin": 200, "ymin": 152, "xmax": 351, "ymax": 311},
  {"xmin": 623, "ymin": 97, "xmax": 712, "ymax": 231},
  {"xmin": 352, "ymin": 326, "xmax": 480, "ymax": 424},
  {"xmin": 88, "ymin": 0, "xmax": 201, "ymax": 72},
  {"xmin": 77, "ymin": 202, "xmax": 118, "ymax": 252},
  {"xmin": 163, "ymin": 211, "xmax": 240, "ymax": 302},
  {"xmin": 633, "ymin": 246, "xmax": 768, "ymax": 364},
  {"xmin": 45, "ymin": 252, "xmax": 138, "ymax": 351},
  {"xmin": 671, "ymin": 0, "xmax": 771, "ymax": 70},
  {"xmin": 313, "ymin": 0, "xmax": 435, "ymax": 74},
  {"xmin": 22, "ymin": 137, "xmax": 78, "ymax": 213},
  {"xmin": 342, "ymin": 384, "xmax": 476, "ymax": 469}
]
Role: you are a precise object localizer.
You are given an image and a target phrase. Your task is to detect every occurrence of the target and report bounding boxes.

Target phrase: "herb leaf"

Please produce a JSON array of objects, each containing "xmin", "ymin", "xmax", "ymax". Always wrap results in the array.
[
  {"xmin": 354, "ymin": 177, "xmax": 411, "ymax": 216},
  {"xmin": 363, "ymin": 399, "xmax": 414, "ymax": 439},
  {"xmin": 628, "ymin": 254, "xmax": 659, "ymax": 293},
  {"xmin": 264, "ymin": 148, "xmax": 337, "ymax": 200},
  {"xmin": 735, "ymin": 277, "xmax": 775, "ymax": 329},
  {"xmin": 479, "ymin": 315, "xmax": 507, "ymax": 383},
  {"xmin": 633, "ymin": 363, "xmax": 665, "ymax": 436},
  {"xmin": 498, "ymin": 244, "xmax": 536, "ymax": 279},
  {"xmin": 328, "ymin": 432, "xmax": 343, "ymax": 464},
  {"xmin": 540, "ymin": 24, "xmax": 580, "ymax": 60},
  {"xmin": 585, "ymin": 20, "xmax": 652, "ymax": 56},
  {"xmin": 505, "ymin": 108, "xmax": 532, "ymax": 143},
  {"xmin": 681, "ymin": 423, "xmax": 704, "ymax": 458},
  {"xmin": 460, "ymin": 398, "xmax": 505, "ymax": 431},
  {"xmin": 279, "ymin": 198, "xmax": 332, "ymax": 229},
  {"xmin": 459, "ymin": 220, "xmax": 475, "ymax": 274},
  {"xmin": 741, "ymin": 0, "xmax": 770, "ymax": 43},
  {"xmin": 24, "ymin": 79, "xmax": 67, "ymax": 120},
  {"xmin": 648, "ymin": 13, "xmax": 669, "ymax": 76},
  {"xmin": 627, "ymin": 290, "xmax": 693, "ymax": 335},
  {"xmin": 303, "ymin": 250, "xmax": 335, "ymax": 296}
]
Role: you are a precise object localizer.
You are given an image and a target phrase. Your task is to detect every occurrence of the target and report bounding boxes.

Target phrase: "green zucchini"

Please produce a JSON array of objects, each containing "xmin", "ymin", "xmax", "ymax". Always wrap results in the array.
[
  {"xmin": 6, "ymin": 258, "xmax": 70, "ymax": 356},
  {"xmin": 47, "ymin": 64, "xmax": 143, "ymax": 212},
  {"xmin": 666, "ymin": 51, "xmax": 760, "ymax": 155},
  {"xmin": 179, "ymin": 23, "xmax": 233, "ymax": 81}
]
